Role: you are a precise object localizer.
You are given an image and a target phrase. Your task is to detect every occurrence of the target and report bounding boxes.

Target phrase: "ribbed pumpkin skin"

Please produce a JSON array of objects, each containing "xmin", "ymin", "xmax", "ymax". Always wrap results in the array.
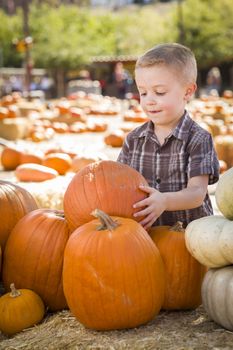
[
  {"xmin": 0, "ymin": 180, "xmax": 38, "ymax": 251},
  {"xmin": 0, "ymin": 287, "xmax": 45, "ymax": 335},
  {"xmin": 2, "ymin": 209, "xmax": 70, "ymax": 311},
  {"xmin": 215, "ymin": 167, "xmax": 233, "ymax": 220},
  {"xmin": 63, "ymin": 160, "xmax": 149, "ymax": 231},
  {"xmin": 63, "ymin": 215, "xmax": 165, "ymax": 330},
  {"xmin": 149, "ymin": 225, "xmax": 207, "ymax": 310},
  {"xmin": 202, "ymin": 267, "xmax": 233, "ymax": 331},
  {"xmin": 185, "ymin": 215, "xmax": 233, "ymax": 268}
]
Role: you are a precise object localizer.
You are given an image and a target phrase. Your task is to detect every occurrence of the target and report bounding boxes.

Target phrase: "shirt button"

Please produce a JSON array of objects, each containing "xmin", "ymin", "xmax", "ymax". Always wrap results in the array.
[{"xmin": 156, "ymin": 178, "xmax": 161, "ymax": 184}]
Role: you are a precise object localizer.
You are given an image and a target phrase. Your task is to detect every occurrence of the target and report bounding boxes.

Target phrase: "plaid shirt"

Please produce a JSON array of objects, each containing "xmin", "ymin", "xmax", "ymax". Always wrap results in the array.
[{"xmin": 117, "ymin": 111, "xmax": 219, "ymax": 227}]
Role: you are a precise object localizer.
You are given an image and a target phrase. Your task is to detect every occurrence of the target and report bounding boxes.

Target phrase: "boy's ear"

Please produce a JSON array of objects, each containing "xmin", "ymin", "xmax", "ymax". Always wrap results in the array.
[{"xmin": 184, "ymin": 83, "xmax": 197, "ymax": 101}]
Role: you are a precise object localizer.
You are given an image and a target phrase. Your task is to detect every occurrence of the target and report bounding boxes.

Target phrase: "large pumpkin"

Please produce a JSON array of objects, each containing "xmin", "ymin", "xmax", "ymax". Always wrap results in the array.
[
  {"xmin": 202, "ymin": 266, "xmax": 233, "ymax": 331},
  {"xmin": 185, "ymin": 215, "xmax": 233, "ymax": 268},
  {"xmin": 63, "ymin": 209, "xmax": 165, "ymax": 330},
  {"xmin": 149, "ymin": 222, "xmax": 206, "ymax": 310},
  {"xmin": 0, "ymin": 283, "xmax": 45, "ymax": 335},
  {"xmin": 215, "ymin": 167, "xmax": 233, "ymax": 220},
  {"xmin": 2, "ymin": 208, "xmax": 70, "ymax": 311},
  {"xmin": 0, "ymin": 180, "xmax": 38, "ymax": 251},
  {"xmin": 63, "ymin": 160, "xmax": 149, "ymax": 231}
]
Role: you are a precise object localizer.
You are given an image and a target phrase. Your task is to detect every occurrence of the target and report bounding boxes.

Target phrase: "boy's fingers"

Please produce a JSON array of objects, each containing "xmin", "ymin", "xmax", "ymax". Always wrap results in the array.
[
  {"xmin": 140, "ymin": 214, "xmax": 157, "ymax": 228},
  {"xmin": 133, "ymin": 198, "xmax": 148, "ymax": 209},
  {"xmin": 133, "ymin": 207, "xmax": 150, "ymax": 218},
  {"xmin": 139, "ymin": 185, "xmax": 156, "ymax": 194}
]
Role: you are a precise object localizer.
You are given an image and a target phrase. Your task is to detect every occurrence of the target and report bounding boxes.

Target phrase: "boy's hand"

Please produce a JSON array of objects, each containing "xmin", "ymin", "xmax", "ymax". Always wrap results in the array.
[{"xmin": 133, "ymin": 185, "xmax": 167, "ymax": 229}]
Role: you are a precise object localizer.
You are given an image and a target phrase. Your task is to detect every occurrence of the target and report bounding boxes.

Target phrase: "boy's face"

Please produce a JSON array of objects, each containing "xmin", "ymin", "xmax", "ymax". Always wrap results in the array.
[{"xmin": 135, "ymin": 64, "xmax": 196, "ymax": 129}]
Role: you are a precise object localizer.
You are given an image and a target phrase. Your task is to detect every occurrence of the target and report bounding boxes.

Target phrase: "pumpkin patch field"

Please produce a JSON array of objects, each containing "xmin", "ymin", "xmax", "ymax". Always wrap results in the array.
[{"xmin": 0, "ymin": 92, "xmax": 233, "ymax": 349}]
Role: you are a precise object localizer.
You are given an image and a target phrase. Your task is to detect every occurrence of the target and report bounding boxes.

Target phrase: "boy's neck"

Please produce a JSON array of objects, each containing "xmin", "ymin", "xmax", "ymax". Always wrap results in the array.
[{"xmin": 152, "ymin": 110, "xmax": 186, "ymax": 145}]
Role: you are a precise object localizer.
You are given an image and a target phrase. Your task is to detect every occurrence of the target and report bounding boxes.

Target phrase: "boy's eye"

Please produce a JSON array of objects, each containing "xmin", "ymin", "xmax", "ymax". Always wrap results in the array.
[
  {"xmin": 140, "ymin": 92, "xmax": 146, "ymax": 96},
  {"xmin": 156, "ymin": 92, "xmax": 166, "ymax": 96}
]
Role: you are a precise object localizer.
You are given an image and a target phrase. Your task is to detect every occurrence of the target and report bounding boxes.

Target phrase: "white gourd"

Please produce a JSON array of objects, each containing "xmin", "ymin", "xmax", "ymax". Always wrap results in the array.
[
  {"xmin": 202, "ymin": 266, "xmax": 233, "ymax": 331},
  {"xmin": 185, "ymin": 215, "xmax": 233, "ymax": 268},
  {"xmin": 215, "ymin": 167, "xmax": 233, "ymax": 220}
]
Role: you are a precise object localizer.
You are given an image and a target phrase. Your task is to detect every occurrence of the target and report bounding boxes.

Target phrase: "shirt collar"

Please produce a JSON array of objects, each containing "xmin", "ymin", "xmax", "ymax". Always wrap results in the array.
[
  {"xmin": 172, "ymin": 111, "xmax": 193, "ymax": 141},
  {"xmin": 137, "ymin": 110, "xmax": 193, "ymax": 141}
]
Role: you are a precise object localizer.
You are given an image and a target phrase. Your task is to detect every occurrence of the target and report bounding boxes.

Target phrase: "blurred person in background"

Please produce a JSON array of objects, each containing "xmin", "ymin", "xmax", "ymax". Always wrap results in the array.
[
  {"xmin": 113, "ymin": 62, "xmax": 132, "ymax": 99},
  {"xmin": 206, "ymin": 66, "xmax": 222, "ymax": 96}
]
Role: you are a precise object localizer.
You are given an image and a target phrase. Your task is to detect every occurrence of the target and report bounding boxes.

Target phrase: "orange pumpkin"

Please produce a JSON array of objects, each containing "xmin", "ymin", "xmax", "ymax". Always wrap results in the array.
[
  {"xmin": 2, "ymin": 208, "xmax": 70, "ymax": 311},
  {"xmin": 19, "ymin": 152, "xmax": 43, "ymax": 165},
  {"xmin": 0, "ymin": 283, "xmax": 45, "ymax": 335},
  {"xmin": 15, "ymin": 163, "xmax": 58, "ymax": 182},
  {"xmin": 63, "ymin": 209, "xmax": 165, "ymax": 330},
  {"xmin": 42, "ymin": 152, "xmax": 72, "ymax": 175},
  {"xmin": 63, "ymin": 160, "xmax": 149, "ymax": 231},
  {"xmin": 149, "ymin": 222, "xmax": 207, "ymax": 310},
  {"xmin": 71, "ymin": 154, "xmax": 106, "ymax": 173},
  {"xmin": 0, "ymin": 180, "xmax": 38, "ymax": 251},
  {"xmin": 1, "ymin": 146, "xmax": 22, "ymax": 170},
  {"xmin": 104, "ymin": 130, "xmax": 125, "ymax": 147},
  {"xmin": 0, "ymin": 107, "xmax": 8, "ymax": 120}
]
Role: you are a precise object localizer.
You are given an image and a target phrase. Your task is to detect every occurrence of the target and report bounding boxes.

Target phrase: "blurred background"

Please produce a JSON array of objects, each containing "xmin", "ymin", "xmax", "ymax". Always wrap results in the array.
[
  {"xmin": 0, "ymin": 0, "xmax": 233, "ymax": 186},
  {"xmin": 0, "ymin": 0, "xmax": 232, "ymax": 99}
]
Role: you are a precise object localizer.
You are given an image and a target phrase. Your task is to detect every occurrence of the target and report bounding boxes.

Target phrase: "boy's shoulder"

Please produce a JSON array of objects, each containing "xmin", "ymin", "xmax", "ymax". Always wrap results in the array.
[{"xmin": 188, "ymin": 116, "xmax": 212, "ymax": 137}]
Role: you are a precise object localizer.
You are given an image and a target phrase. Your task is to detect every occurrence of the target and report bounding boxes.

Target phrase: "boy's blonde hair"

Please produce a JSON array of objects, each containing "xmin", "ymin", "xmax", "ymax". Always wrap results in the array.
[{"xmin": 135, "ymin": 43, "xmax": 197, "ymax": 84}]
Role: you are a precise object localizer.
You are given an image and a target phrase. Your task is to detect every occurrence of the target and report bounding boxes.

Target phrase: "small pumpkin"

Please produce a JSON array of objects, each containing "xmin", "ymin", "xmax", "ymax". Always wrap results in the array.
[
  {"xmin": 63, "ymin": 209, "xmax": 165, "ymax": 330},
  {"xmin": 0, "ymin": 283, "xmax": 45, "ymax": 335},
  {"xmin": 0, "ymin": 180, "xmax": 38, "ymax": 251},
  {"xmin": 185, "ymin": 215, "xmax": 233, "ymax": 268},
  {"xmin": 202, "ymin": 266, "xmax": 233, "ymax": 331},
  {"xmin": 42, "ymin": 152, "xmax": 72, "ymax": 175},
  {"xmin": 71, "ymin": 153, "xmax": 107, "ymax": 173},
  {"xmin": 215, "ymin": 167, "xmax": 233, "ymax": 220},
  {"xmin": 15, "ymin": 163, "xmax": 58, "ymax": 182},
  {"xmin": 19, "ymin": 152, "xmax": 43, "ymax": 165},
  {"xmin": 104, "ymin": 130, "xmax": 125, "ymax": 148},
  {"xmin": 3, "ymin": 209, "xmax": 70, "ymax": 311},
  {"xmin": 149, "ymin": 222, "xmax": 206, "ymax": 310},
  {"xmin": 63, "ymin": 160, "xmax": 149, "ymax": 231},
  {"xmin": 1, "ymin": 146, "xmax": 21, "ymax": 170}
]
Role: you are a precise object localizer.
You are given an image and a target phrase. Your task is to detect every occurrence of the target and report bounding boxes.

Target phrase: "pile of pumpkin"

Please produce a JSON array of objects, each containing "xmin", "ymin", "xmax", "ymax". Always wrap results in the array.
[
  {"xmin": 185, "ymin": 166, "xmax": 233, "ymax": 331},
  {"xmin": 0, "ymin": 161, "xmax": 231, "ymax": 337},
  {"xmin": 189, "ymin": 96, "xmax": 233, "ymax": 171},
  {"xmin": 0, "ymin": 92, "xmax": 150, "ymax": 150},
  {"xmin": 0, "ymin": 143, "xmax": 108, "ymax": 181}
]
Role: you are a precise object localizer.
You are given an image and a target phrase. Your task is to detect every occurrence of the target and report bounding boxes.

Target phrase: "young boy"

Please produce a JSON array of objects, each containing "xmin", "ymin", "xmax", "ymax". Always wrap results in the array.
[{"xmin": 117, "ymin": 43, "xmax": 219, "ymax": 229}]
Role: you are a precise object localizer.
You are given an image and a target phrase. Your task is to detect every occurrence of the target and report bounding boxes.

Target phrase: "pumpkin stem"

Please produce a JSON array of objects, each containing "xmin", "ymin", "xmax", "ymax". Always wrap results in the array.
[
  {"xmin": 91, "ymin": 209, "xmax": 119, "ymax": 231},
  {"xmin": 54, "ymin": 210, "xmax": 65, "ymax": 219},
  {"xmin": 9, "ymin": 283, "xmax": 21, "ymax": 298},
  {"xmin": 170, "ymin": 221, "xmax": 184, "ymax": 232}
]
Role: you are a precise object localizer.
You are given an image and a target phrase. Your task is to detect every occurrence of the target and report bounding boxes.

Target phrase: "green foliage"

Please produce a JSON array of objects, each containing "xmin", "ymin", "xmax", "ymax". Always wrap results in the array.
[
  {"xmin": 0, "ymin": 9, "xmax": 23, "ymax": 67},
  {"xmin": 173, "ymin": 0, "xmax": 233, "ymax": 67},
  {"xmin": 0, "ymin": 0, "xmax": 232, "ymax": 70}
]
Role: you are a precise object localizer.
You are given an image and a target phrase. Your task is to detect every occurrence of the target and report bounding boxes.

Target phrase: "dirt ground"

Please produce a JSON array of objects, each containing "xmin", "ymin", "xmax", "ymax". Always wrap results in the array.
[{"xmin": 0, "ymin": 306, "xmax": 233, "ymax": 350}]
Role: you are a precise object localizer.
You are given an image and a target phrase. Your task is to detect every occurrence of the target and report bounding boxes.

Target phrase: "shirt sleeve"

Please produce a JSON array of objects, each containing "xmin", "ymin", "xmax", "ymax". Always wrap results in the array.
[{"xmin": 187, "ymin": 133, "xmax": 219, "ymax": 185}]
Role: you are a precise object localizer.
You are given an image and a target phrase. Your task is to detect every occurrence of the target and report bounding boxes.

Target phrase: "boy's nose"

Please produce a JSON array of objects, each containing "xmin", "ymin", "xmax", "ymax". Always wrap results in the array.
[{"xmin": 146, "ymin": 96, "xmax": 157, "ymax": 105}]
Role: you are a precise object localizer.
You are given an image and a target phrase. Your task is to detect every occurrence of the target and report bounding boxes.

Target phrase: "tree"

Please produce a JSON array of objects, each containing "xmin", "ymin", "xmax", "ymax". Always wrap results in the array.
[
  {"xmin": 172, "ymin": 0, "xmax": 233, "ymax": 67},
  {"xmin": 0, "ymin": 9, "xmax": 22, "ymax": 67}
]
